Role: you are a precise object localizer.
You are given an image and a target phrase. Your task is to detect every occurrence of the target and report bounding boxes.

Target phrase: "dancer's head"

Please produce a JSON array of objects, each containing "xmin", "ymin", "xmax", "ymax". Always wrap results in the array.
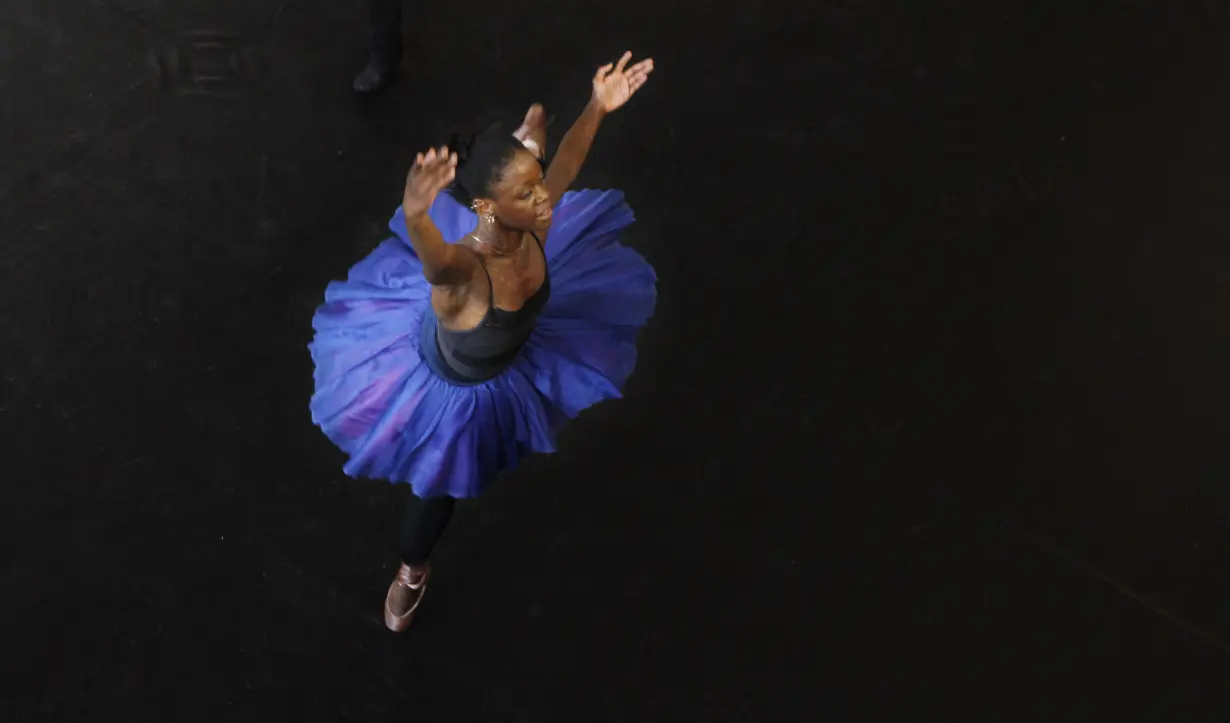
[{"xmin": 447, "ymin": 131, "xmax": 552, "ymax": 232}]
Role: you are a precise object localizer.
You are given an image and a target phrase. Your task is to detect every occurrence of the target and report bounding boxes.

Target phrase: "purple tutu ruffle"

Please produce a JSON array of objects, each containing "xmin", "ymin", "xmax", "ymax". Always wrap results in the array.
[{"xmin": 308, "ymin": 189, "xmax": 657, "ymax": 498}]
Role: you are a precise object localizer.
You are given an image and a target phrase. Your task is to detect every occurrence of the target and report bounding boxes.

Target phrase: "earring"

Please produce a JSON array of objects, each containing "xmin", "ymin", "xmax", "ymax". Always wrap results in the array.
[{"xmin": 471, "ymin": 203, "xmax": 495, "ymax": 224}]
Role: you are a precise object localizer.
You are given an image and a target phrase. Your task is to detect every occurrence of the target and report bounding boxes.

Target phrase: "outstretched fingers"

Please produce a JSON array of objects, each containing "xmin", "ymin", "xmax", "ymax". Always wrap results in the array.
[
  {"xmin": 628, "ymin": 58, "xmax": 654, "ymax": 76},
  {"xmin": 622, "ymin": 59, "xmax": 652, "ymax": 95},
  {"xmin": 595, "ymin": 54, "xmax": 653, "ymax": 88},
  {"xmin": 434, "ymin": 150, "xmax": 457, "ymax": 188},
  {"xmin": 412, "ymin": 147, "xmax": 457, "ymax": 190},
  {"xmin": 613, "ymin": 50, "xmax": 632, "ymax": 74}
]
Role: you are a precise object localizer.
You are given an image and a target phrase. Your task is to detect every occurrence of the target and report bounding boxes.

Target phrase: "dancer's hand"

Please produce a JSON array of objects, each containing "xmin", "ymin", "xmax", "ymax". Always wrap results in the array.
[
  {"xmin": 403, "ymin": 146, "xmax": 457, "ymax": 219},
  {"xmin": 591, "ymin": 52, "xmax": 653, "ymax": 114},
  {"xmin": 513, "ymin": 103, "xmax": 548, "ymax": 160}
]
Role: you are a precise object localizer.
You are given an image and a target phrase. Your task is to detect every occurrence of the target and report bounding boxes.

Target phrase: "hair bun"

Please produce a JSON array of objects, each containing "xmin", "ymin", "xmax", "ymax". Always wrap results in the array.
[{"xmin": 448, "ymin": 132, "xmax": 477, "ymax": 168}]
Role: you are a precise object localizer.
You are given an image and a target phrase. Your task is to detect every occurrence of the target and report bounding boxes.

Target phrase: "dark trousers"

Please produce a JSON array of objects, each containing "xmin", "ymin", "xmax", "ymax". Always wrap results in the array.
[
  {"xmin": 397, "ymin": 493, "xmax": 455, "ymax": 566},
  {"xmin": 367, "ymin": 0, "xmax": 404, "ymax": 65}
]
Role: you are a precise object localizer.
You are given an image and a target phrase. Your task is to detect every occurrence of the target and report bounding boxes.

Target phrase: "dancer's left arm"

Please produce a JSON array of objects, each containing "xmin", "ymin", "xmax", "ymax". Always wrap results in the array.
[{"xmin": 545, "ymin": 51, "xmax": 654, "ymax": 206}]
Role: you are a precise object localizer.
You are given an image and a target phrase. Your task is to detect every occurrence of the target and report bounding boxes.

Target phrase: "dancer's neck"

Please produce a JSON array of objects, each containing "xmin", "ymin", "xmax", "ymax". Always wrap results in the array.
[{"xmin": 471, "ymin": 223, "xmax": 524, "ymax": 256}]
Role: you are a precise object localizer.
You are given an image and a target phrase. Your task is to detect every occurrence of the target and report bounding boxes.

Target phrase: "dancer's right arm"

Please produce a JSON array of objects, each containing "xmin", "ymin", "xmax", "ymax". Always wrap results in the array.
[{"xmin": 402, "ymin": 147, "xmax": 477, "ymax": 287}]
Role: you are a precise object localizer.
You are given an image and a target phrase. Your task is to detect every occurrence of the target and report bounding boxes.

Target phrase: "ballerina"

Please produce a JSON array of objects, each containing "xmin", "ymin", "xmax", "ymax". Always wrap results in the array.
[{"xmin": 309, "ymin": 51, "xmax": 656, "ymax": 632}]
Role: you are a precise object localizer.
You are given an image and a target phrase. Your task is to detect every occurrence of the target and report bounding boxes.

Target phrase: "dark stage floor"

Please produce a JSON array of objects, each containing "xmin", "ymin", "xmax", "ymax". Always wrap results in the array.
[{"xmin": 4, "ymin": 0, "xmax": 1230, "ymax": 720}]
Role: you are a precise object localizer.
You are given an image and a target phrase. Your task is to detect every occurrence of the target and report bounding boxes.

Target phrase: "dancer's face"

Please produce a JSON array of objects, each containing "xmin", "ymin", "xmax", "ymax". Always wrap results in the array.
[{"xmin": 485, "ymin": 150, "xmax": 552, "ymax": 233}]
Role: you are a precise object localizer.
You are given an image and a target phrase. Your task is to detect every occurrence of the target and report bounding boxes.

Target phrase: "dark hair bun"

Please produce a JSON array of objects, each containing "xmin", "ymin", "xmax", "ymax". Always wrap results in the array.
[
  {"xmin": 447, "ymin": 132, "xmax": 477, "ymax": 168},
  {"xmin": 442, "ymin": 119, "xmax": 524, "ymax": 208}
]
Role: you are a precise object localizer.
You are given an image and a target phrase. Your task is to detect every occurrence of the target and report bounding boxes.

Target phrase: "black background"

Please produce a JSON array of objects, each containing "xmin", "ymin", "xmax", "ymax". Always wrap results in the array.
[{"xmin": 2, "ymin": 0, "xmax": 1229, "ymax": 720}]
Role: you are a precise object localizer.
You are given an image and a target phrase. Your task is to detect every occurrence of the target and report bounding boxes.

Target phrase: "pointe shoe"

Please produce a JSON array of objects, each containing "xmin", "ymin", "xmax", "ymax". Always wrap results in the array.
[{"xmin": 383, "ymin": 562, "xmax": 429, "ymax": 632}]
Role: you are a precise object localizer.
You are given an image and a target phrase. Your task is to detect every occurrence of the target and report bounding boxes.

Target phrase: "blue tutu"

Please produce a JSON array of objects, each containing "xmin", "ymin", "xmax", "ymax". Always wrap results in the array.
[{"xmin": 308, "ymin": 189, "xmax": 657, "ymax": 499}]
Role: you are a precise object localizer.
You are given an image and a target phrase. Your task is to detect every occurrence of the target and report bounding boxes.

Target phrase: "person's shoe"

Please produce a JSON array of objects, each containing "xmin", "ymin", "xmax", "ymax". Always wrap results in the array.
[
  {"xmin": 383, "ymin": 562, "xmax": 429, "ymax": 632},
  {"xmin": 353, "ymin": 58, "xmax": 397, "ymax": 94}
]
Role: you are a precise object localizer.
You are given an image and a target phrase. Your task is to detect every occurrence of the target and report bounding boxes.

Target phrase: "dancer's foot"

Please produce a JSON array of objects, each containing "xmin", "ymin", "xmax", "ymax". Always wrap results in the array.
[
  {"xmin": 353, "ymin": 57, "xmax": 397, "ymax": 94},
  {"xmin": 513, "ymin": 103, "xmax": 547, "ymax": 159},
  {"xmin": 384, "ymin": 562, "xmax": 429, "ymax": 632}
]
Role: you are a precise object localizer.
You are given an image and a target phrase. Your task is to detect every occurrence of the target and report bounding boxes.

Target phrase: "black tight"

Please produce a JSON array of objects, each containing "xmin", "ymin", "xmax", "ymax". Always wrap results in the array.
[{"xmin": 397, "ymin": 493, "xmax": 455, "ymax": 566}]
